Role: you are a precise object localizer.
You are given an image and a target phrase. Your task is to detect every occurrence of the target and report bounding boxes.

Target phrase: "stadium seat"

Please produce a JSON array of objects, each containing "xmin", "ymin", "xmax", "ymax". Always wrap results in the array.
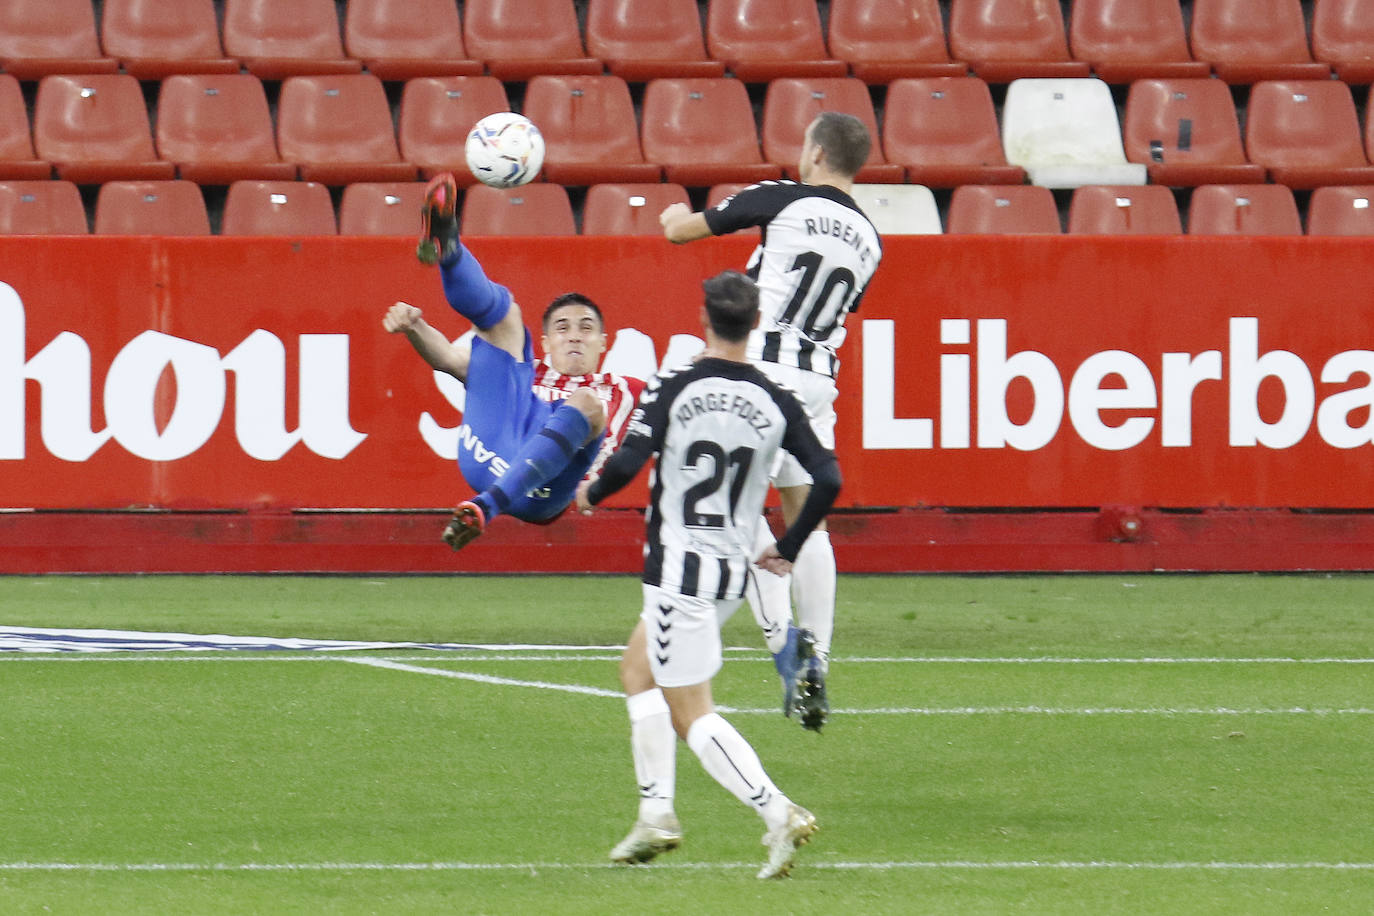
[
  {"xmin": 582, "ymin": 183, "xmax": 692, "ymax": 235},
  {"xmin": 1067, "ymin": 184, "xmax": 1182, "ymax": 234},
  {"xmin": 946, "ymin": 184, "xmax": 1061, "ymax": 233},
  {"xmin": 1185, "ymin": 184, "xmax": 1302, "ymax": 235},
  {"xmin": 0, "ymin": 180, "xmax": 87, "ymax": 234},
  {"xmin": 1312, "ymin": 0, "xmax": 1374, "ymax": 85},
  {"xmin": 222, "ymin": 0, "xmax": 363, "ymax": 80},
  {"xmin": 705, "ymin": 0, "xmax": 848, "ymax": 81},
  {"xmin": 848, "ymin": 184, "xmax": 943, "ymax": 234},
  {"xmin": 522, "ymin": 75, "xmax": 662, "ymax": 186},
  {"xmin": 882, "ymin": 77, "xmax": 1026, "ymax": 187},
  {"xmin": 1068, "ymin": 0, "xmax": 1210, "ymax": 83},
  {"xmin": 585, "ymin": 0, "xmax": 727, "ymax": 81},
  {"xmin": 1122, "ymin": 78, "xmax": 1266, "ymax": 187},
  {"xmin": 1306, "ymin": 185, "xmax": 1374, "ymax": 235},
  {"xmin": 1001, "ymin": 78, "xmax": 1146, "ymax": 188},
  {"xmin": 32, "ymin": 75, "xmax": 176, "ymax": 184},
  {"xmin": 276, "ymin": 74, "xmax": 418, "ymax": 185},
  {"xmin": 398, "ymin": 76, "xmax": 511, "ymax": 183},
  {"xmin": 338, "ymin": 182, "xmax": 428, "ymax": 235},
  {"xmin": 1189, "ymin": 0, "xmax": 1331, "ymax": 84},
  {"xmin": 640, "ymin": 78, "xmax": 783, "ymax": 186},
  {"xmin": 221, "ymin": 180, "xmax": 337, "ymax": 235},
  {"xmin": 0, "ymin": 75, "xmax": 51, "ymax": 180},
  {"xmin": 343, "ymin": 0, "xmax": 483, "ymax": 80},
  {"xmin": 93, "ymin": 180, "xmax": 211, "ymax": 235},
  {"xmin": 1244, "ymin": 80, "xmax": 1374, "ymax": 189},
  {"xmin": 760, "ymin": 78, "xmax": 904, "ymax": 183},
  {"xmin": 100, "ymin": 0, "xmax": 240, "ymax": 79},
  {"xmin": 827, "ymin": 0, "xmax": 966, "ymax": 83},
  {"xmin": 462, "ymin": 0, "xmax": 601, "ymax": 80},
  {"xmin": 156, "ymin": 74, "xmax": 297, "ymax": 184},
  {"xmin": 461, "ymin": 184, "xmax": 577, "ymax": 236},
  {"xmin": 0, "ymin": 0, "xmax": 118, "ymax": 79},
  {"xmin": 947, "ymin": 0, "xmax": 1091, "ymax": 82}
]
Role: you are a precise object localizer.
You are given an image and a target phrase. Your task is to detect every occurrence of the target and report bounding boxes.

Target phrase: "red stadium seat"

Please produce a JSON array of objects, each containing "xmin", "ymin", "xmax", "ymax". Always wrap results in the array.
[
  {"xmin": 461, "ymin": 184, "xmax": 577, "ymax": 236},
  {"xmin": 0, "ymin": 180, "xmax": 87, "ymax": 234},
  {"xmin": 946, "ymin": 184, "xmax": 1061, "ymax": 233},
  {"xmin": 94, "ymin": 180, "xmax": 211, "ymax": 235},
  {"xmin": 582, "ymin": 183, "xmax": 692, "ymax": 235},
  {"xmin": 0, "ymin": 75, "xmax": 51, "ymax": 180},
  {"xmin": 1122, "ymin": 78, "xmax": 1266, "ymax": 187},
  {"xmin": 1189, "ymin": 0, "xmax": 1331, "ymax": 84},
  {"xmin": 1067, "ymin": 184, "xmax": 1182, "ymax": 234},
  {"xmin": 343, "ymin": 0, "xmax": 483, "ymax": 80},
  {"xmin": 760, "ymin": 78, "xmax": 904, "ymax": 183},
  {"xmin": 222, "ymin": 0, "xmax": 363, "ymax": 80},
  {"xmin": 0, "ymin": 0, "xmax": 118, "ymax": 79},
  {"xmin": 1186, "ymin": 184, "xmax": 1302, "ymax": 235},
  {"xmin": 522, "ymin": 75, "xmax": 662, "ymax": 185},
  {"xmin": 156, "ymin": 74, "xmax": 297, "ymax": 184},
  {"xmin": 100, "ymin": 0, "xmax": 240, "ymax": 79},
  {"xmin": 827, "ymin": 0, "xmax": 966, "ymax": 83},
  {"xmin": 276, "ymin": 74, "xmax": 418, "ymax": 185},
  {"xmin": 1244, "ymin": 80, "xmax": 1374, "ymax": 189},
  {"xmin": 32, "ymin": 75, "xmax": 176, "ymax": 183},
  {"xmin": 640, "ymin": 78, "xmax": 783, "ymax": 186},
  {"xmin": 585, "ymin": 0, "xmax": 727, "ymax": 81},
  {"xmin": 947, "ymin": 0, "xmax": 1091, "ymax": 82},
  {"xmin": 462, "ymin": 0, "xmax": 601, "ymax": 80},
  {"xmin": 222, "ymin": 180, "xmax": 338, "ymax": 235},
  {"xmin": 1312, "ymin": 0, "xmax": 1374, "ymax": 85},
  {"xmin": 883, "ymin": 77, "xmax": 1025, "ymax": 187},
  {"xmin": 398, "ymin": 76, "xmax": 512, "ymax": 183},
  {"xmin": 705, "ymin": 0, "xmax": 848, "ymax": 81},
  {"xmin": 1306, "ymin": 185, "xmax": 1374, "ymax": 235},
  {"xmin": 1069, "ymin": 0, "xmax": 1210, "ymax": 83},
  {"xmin": 338, "ymin": 182, "xmax": 429, "ymax": 235}
]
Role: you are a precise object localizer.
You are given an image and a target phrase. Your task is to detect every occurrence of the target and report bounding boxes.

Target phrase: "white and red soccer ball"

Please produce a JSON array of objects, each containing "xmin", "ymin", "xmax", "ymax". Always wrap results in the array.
[{"xmin": 464, "ymin": 111, "xmax": 545, "ymax": 189}]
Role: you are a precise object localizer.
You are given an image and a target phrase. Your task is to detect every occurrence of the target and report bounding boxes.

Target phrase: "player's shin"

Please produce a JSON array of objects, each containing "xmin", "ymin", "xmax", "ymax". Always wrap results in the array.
[
  {"xmin": 480, "ymin": 403, "xmax": 591, "ymax": 520},
  {"xmin": 685, "ymin": 713, "xmax": 788, "ymax": 825},
  {"xmin": 627, "ymin": 688, "xmax": 677, "ymax": 822},
  {"xmin": 791, "ymin": 529, "xmax": 835, "ymax": 665},
  {"xmin": 748, "ymin": 519, "xmax": 793, "ymax": 655}
]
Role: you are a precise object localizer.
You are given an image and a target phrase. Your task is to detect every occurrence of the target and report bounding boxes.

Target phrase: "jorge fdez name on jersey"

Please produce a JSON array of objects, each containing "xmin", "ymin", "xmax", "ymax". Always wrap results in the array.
[{"xmin": 673, "ymin": 392, "xmax": 774, "ymax": 438}]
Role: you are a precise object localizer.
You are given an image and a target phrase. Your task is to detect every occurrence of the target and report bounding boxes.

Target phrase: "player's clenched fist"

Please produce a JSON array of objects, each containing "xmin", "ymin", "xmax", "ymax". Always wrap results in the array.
[{"xmin": 383, "ymin": 301, "xmax": 423, "ymax": 333}]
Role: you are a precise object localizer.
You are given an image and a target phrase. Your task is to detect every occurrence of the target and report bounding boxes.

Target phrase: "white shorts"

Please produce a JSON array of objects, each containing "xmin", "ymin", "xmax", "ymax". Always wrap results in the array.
[
  {"xmin": 755, "ymin": 361, "xmax": 837, "ymax": 488},
  {"xmin": 641, "ymin": 584, "xmax": 743, "ymax": 688}
]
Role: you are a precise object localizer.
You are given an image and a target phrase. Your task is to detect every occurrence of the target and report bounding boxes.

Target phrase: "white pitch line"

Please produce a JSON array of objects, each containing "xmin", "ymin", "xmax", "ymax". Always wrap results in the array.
[
  {"xmin": 342, "ymin": 656, "xmax": 623, "ymax": 698},
  {"xmin": 7, "ymin": 652, "xmax": 1374, "ymax": 663}
]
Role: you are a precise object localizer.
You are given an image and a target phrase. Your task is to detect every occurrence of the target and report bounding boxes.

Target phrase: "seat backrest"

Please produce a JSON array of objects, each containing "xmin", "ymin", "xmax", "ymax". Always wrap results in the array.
[
  {"xmin": 1067, "ymin": 184, "xmax": 1182, "ymax": 233},
  {"xmin": 156, "ymin": 74, "xmax": 288, "ymax": 175},
  {"xmin": 582, "ymin": 183, "xmax": 692, "ymax": 235},
  {"xmin": 100, "ymin": 0, "xmax": 233, "ymax": 76},
  {"xmin": 948, "ymin": 0, "xmax": 1087, "ymax": 79},
  {"xmin": 1069, "ymin": 0, "xmax": 1208, "ymax": 80},
  {"xmin": 0, "ymin": 75, "xmax": 40, "ymax": 163},
  {"xmin": 706, "ymin": 0, "xmax": 833, "ymax": 67},
  {"xmin": 461, "ymin": 184, "xmax": 577, "ymax": 236},
  {"xmin": 848, "ymin": 184, "xmax": 943, "ymax": 234},
  {"xmin": 94, "ymin": 180, "xmax": 211, "ymax": 235},
  {"xmin": 222, "ymin": 180, "xmax": 337, "ymax": 235},
  {"xmin": 760, "ymin": 77, "xmax": 888, "ymax": 173},
  {"xmin": 1245, "ymin": 80, "xmax": 1370, "ymax": 168},
  {"xmin": 586, "ymin": 0, "xmax": 724, "ymax": 79},
  {"xmin": 222, "ymin": 0, "xmax": 360, "ymax": 77},
  {"xmin": 398, "ymin": 76, "xmax": 511, "ymax": 180},
  {"xmin": 1186, "ymin": 184, "xmax": 1302, "ymax": 234},
  {"xmin": 946, "ymin": 184, "xmax": 1061, "ymax": 233},
  {"xmin": 640, "ymin": 78, "xmax": 767, "ymax": 168},
  {"xmin": 522, "ymin": 75, "xmax": 648, "ymax": 168},
  {"xmin": 883, "ymin": 77, "xmax": 1009, "ymax": 167},
  {"xmin": 1190, "ymin": 0, "xmax": 1327, "ymax": 79},
  {"xmin": 0, "ymin": 0, "xmax": 116, "ymax": 78},
  {"xmin": 1312, "ymin": 0, "xmax": 1374, "ymax": 79},
  {"xmin": 276, "ymin": 74, "xmax": 403, "ymax": 167},
  {"xmin": 1123, "ymin": 78, "xmax": 1249, "ymax": 167},
  {"xmin": 344, "ymin": 0, "xmax": 466, "ymax": 61},
  {"xmin": 463, "ymin": 0, "xmax": 597, "ymax": 78},
  {"xmin": 827, "ymin": 0, "xmax": 958, "ymax": 71},
  {"xmin": 32, "ymin": 74, "xmax": 158, "ymax": 165},
  {"xmin": 338, "ymin": 182, "xmax": 428, "ymax": 235},
  {"xmin": 1001, "ymin": 77, "xmax": 1147, "ymax": 186},
  {"xmin": 1306, "ymin": 185, "xmax": 1374, "ymax": 234},
  {"xmin": 0, "ymin": 180, "xmax": 87, "ymax": 234}
]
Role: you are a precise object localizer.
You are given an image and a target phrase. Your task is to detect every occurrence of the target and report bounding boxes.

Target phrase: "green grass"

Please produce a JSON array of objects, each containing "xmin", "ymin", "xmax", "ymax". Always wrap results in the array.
[{"xmin": 1, "ymin": 574, "xmax": 1372, "ymax": 914}]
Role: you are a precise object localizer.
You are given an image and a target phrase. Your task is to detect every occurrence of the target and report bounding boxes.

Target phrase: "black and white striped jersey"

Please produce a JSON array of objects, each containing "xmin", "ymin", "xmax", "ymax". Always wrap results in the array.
[{"xmin": 704, "ymin": 181, "xmax": 883, "ymax": 379}]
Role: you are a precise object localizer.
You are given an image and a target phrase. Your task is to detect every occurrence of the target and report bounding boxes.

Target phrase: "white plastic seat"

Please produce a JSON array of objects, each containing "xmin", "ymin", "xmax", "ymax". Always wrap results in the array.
[
  {"xmin": 1001, "ymin": 77, "xmax": 1147, "ymax": 188},
  {"xmin": 848, "ymin": 184, "xmax": 943, "ymax": 234}
]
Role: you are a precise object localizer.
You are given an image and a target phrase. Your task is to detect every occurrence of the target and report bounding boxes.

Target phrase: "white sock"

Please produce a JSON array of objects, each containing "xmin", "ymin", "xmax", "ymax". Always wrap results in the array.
[
  {"xmin": 685, "ymin": 712, "xmax": 786, "ymax": 825},
  {"xmin": 626, "ymin": 689, "xmax": 676, "ymax": 822},
  {"xmin": 748, "ymin": 518, "xmax": 793, "ymax": 654},
  {"xmin": 792, "ymin": 529, "xmax": 835, "ymax": 664}
]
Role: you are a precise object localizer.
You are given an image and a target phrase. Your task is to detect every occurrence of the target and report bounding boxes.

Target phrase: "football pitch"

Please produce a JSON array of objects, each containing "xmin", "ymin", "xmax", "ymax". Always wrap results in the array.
[{"xmin": 1, "ymin": 573, "xmax": 1371, "ymax": 914}]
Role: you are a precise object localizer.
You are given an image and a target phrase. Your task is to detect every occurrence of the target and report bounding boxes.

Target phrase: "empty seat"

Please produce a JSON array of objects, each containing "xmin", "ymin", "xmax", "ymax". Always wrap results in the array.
[
  {"xmin": 947, "ymin": 0, "xmax": 1091, "ymax": 82},
  {"xmin": 522, "ymin": 75, "xmax": 662, "ymax": 185},
  {"xmin": 461, "ymin": 184, "xmax": 577, "ymax": 236},
  {"xmin": 0, "ymin": 180, "xmax": 87, "ymax": 234},
  {"xmin": 338, "ymin": 182, "xmax": 429, "ymax": 235},
  {"xmin": 1001, "ymin": 77, "xmax": 1147, "ymax": 187},
  {"xmin": 705, "ymin": 0, "xmax": 848, "ymax": 81},
  {"xmin": 1307, "ymin": 185, "xmax": 1374, "ymax": 234},
  {"xmin": 1244, "ymin": 80, "xmax": 1374, "ymax": 189},
  {"xmin": 222, "ymin": 0, "xmax": 362, "ymax": 79},
  {"xmin": 1190, "ymin": 0, "xmax": 1331, "ymax": 83},
  {"xmin": 0, "ymin": 75, "xmax": 51, "ymax": 180},
  {"xmin": 463, "ymin": 0, "xmax": 601, "ymax": 80},
  {"xmin": 1186, "ymin": 184, "xmax": 1302, "ymax": 235},
  {"xmin": 585, "ymin": 0, "xmax": 727, "ymax": 81},
  {"xmin": 1122, "ymin": 78, "xmax": 1266, "ymax": 186},
  {"xmin": 100, "ymin": 0, "xmax": 240, "ymax": 79},
  {"xmin": 0, "ymin": 0, "xmax": 118, "ymax": 79},
  {"xmin": 343, "ymin": 0, "xmax": 483, "ymax": 80},
  {"xmin": 848, "ymin": 184, "xmax": 943, "ymax": 234},
  {"xmin": 222, "ymin": 180, "xmax": 337, "ymax": 235},
  {"xmin": 156, "ymin": 74, "xmax": 297, "ymax": 184},
  {"xmin": 883, "ymin": 77, "xmax": 1026, "ymax": 187},
  {"xmin": 94, "ymin": 180, "xmax": 211, "ymax": 235},
  {"xmin": 582, "ymin": 183, "xmax": 692, "ymax": 235},
  {"xmin": 761, "ymin": 78, "xmax": 904, "ymax": 182},
  {"xmin": 398, "ymin": 76, "xmax": 512, "ymax": 182},
  {"xmin": 1067, "ymin": 184, "xmax": 1182, "ymax": 233},
  {"xmin": 827, "ymin": 0, "xmax": 966, "ymax": 83},
  {"xmin": 640, "ymin": 78, "xmax": 783, "ymax": 186},
  {"xmin": 946, "ymin": 184, "xmax": 1061, "ymax": 233},
  {"xmin": 1312, "ymin": 0, "xmax": 1374, "ymax": 85},
  {"xmin": 276, "ymin": 74, "xmax": 417, "ymax": 185},
  {"xmin": 32, "ymin": 75, "xmax": 176, "ymax": 183},
  {"xmin": 1069, "ymin": 0, "xmax": 1210, "ymax": 83}
]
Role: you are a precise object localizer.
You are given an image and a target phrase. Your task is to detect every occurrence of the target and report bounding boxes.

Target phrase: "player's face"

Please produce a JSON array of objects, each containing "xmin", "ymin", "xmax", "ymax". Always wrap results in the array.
[{"xmin": 541, "ymin": 304, "xmax": 606, "ymax": 376}]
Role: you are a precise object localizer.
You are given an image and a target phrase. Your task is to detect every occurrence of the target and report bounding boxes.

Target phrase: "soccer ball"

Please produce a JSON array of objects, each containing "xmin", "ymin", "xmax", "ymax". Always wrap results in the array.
[{"xmin": 464, "ymin": 112, "xmax": 545, "ymax": 189}]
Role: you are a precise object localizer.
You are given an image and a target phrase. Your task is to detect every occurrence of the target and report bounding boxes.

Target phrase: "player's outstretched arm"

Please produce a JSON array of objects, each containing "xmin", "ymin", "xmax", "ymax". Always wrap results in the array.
[
  {"xmin": 659, "ymin": 202, "xmax": 713, "ymax": 244},
  {"xmin": 383, "ymin": 301, "xmax": 470, "ymax": 380}
]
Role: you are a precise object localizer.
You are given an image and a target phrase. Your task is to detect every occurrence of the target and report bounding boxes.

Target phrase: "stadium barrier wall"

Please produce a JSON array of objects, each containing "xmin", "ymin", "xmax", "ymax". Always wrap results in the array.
[{"xmin": 2, "ymin": 234, "xmax": 1373, "ymax": 573}]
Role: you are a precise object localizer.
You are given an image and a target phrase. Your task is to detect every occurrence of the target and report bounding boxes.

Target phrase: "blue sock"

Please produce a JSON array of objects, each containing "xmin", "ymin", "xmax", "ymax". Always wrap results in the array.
[
  {"xmin": 439, "ymin": 242, "xmax": 511, "ymax": 331},
  {"xmin": 481, "ymin": 403, "xmax": 592, "ymax": 520}
]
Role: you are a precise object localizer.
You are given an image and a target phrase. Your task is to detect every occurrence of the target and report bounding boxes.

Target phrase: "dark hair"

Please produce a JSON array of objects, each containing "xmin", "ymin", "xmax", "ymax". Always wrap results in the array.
[
  {"xmin": 810, "ymin": 111, "xmax": 870, "ymax": 177},
  {"xmin": 702, "ymin": 270, "xmax": 759, "ymax": 342},
  {"xmin": 543, "ymin": 292, "xmax": 604, "ymax": 332}
]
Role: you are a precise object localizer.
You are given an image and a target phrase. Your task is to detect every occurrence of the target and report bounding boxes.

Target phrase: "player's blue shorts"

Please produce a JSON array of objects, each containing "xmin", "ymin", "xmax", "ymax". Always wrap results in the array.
[{"xmin": 457, "ymin": 333, "xmax": 605, "ymax": 523}]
